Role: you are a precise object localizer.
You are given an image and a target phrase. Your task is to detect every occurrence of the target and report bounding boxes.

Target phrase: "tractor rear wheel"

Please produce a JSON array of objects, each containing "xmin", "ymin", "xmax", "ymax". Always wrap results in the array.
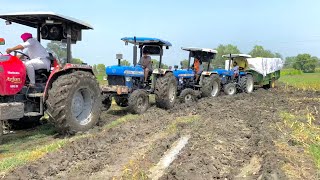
[
  {"xmin": 239, "ymin": 74, "xmax": 254, "ymax": 93},
  {"xmin": 114, "ymin": 96, "xmax": 128, "ymax": 107},
  {"xmin": 201, "ymin": 74, "xmax": 221, "ymax": 97},
  {"xmin": 128, "ymin": 90, "xmax": 149, "ymax": 114},
  {"xmin": 224, "ymin": 83, "xmax": 236, "ymax": 95},
  {"xmin": 180, "ymin": 88, "xmax": 196, "ymax": 104},
  {"xmin": 155, "ymin": 73, "xmax": 177, "ymax": 109},
  {"xmin": 46, "ymin": 71, "xmax": 102, "ymax": 134}
]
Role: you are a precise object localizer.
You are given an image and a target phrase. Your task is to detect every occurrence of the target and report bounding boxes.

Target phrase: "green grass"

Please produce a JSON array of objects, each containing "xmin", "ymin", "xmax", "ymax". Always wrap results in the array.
[
  {"xmin": 309, "ymin": 144, "xmax": 320, "ymax": 169},
  {"xmin": 281, "ymin": 69, "xmax": 303, "ymax": 76},
  {"xmin": 279, "ymin": 72, "xmax": 320, "ymax": 91}
]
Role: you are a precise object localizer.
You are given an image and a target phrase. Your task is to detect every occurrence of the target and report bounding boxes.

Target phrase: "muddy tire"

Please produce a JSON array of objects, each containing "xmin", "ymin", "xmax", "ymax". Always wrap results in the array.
[
  {"xmin": 128, "ymin": 90, "xmax": 149, "ymax": 114},
  {"xmin": 155, "ymin": 73, "xmax": 177, "ymax": 109},
  {"xmin": 46, "ymin": 71, "xmax": 102, "ymax": 134},
  {"xmin": 239, "ymin": 74, "xmax": 254, "ymax": 93},
  {"xmin": 201, "ymin": 74, "xmax": 221, "ymax": 97},
  {"xmin": 180, "ymin": 88, "xmax": 196, "ymax": 104},
  {"xmin": 102, "ymin": 95, "xmax": 112, "ymax": 111},
  {"xmin": 224, "ymin": 83, "xmax": 236, "ymax": 95},
  {"xmin": 114, "ymin": 96, "xmax": 128, "ymax": 107}
]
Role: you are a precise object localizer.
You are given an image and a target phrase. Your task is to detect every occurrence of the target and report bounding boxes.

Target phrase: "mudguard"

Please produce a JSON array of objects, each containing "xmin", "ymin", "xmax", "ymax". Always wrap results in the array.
[{"xmin": 43, "ymin": 63, "xmax": 94, "ymax": 100}]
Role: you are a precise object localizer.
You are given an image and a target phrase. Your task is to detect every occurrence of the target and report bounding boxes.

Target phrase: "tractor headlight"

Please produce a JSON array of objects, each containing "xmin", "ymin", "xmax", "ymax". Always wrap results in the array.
[{"xmin": 125, "ymin": 77, "xmax": 132, "ymax": 82}]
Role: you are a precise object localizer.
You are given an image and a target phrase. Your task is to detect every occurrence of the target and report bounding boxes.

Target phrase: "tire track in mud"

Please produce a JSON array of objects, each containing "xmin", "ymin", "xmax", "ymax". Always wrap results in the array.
[{"xmin": 3, "ymin": 87, "xmax": 319, "ymax": 179}]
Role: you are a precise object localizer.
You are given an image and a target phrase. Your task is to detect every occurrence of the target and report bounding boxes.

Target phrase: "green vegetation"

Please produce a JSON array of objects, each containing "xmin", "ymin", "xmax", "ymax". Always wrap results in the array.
[
  {"xmin": 309, "ymin": 144, "xmax": 320, "ymax": 169},
  {"xmin": 279, "ymin": 72, "xmax": 320, "ymax": 91}
]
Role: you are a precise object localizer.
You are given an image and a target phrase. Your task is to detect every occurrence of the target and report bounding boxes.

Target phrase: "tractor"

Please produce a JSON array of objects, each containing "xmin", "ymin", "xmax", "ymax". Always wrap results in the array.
[
  {"xmin": 101, "ymin": 37, "xmax": 177, "ymax": 114},
  {"xmin": 213, "ymin": 54, "xmax": 254, "ymax": 95},
  {"xmin": 0, "ymin": 12, "xmax": 102, "ymax": 140},
  {"xmin": 174, "ymin": 47, "xmax": 220, "ymax": 103}
]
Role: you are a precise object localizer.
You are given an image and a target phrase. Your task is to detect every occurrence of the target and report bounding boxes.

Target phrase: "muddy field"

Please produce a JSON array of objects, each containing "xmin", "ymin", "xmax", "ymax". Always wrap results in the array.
[{"xmin": 3, "ymin": 86, "xmax": 320, "ymax": 180}]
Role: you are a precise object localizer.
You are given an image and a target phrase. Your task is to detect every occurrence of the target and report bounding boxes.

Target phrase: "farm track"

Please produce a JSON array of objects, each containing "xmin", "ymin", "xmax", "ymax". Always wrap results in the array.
[{"xmin": 3, "ymin": 86, "xmax": 320, "ymax": 180}]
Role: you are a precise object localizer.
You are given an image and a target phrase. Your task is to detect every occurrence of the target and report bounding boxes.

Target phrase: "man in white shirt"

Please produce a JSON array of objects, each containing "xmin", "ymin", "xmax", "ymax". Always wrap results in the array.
[
  {"xmin": 6, "ymin": 33, "xmax": 50, "ymax": 87},
  {"xmin": 232, "ymin": 61, "xmax": 239, "ymax": 77}
]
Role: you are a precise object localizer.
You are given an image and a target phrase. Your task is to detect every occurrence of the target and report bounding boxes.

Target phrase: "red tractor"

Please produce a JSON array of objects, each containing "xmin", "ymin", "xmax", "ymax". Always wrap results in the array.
[{"xmin": 0, "ymin": 12, "xmax": 102, "ymax": 140}]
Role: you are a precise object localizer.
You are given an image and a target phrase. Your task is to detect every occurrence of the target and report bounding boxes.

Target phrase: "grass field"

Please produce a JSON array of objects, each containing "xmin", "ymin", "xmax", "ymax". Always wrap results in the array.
[
  {"xmin": 279, "ymin": 72, "xmax": 320, "ymax": 91},
  {"xmin": 279, "ymin": 70, "xmax": 320, "ymax": 174}
]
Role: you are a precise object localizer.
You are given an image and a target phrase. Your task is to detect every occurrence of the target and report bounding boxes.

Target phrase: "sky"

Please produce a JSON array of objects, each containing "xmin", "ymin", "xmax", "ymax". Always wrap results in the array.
[{"xmin": 0, "ymin": 0, "xmax": 319, "ymax": 66}]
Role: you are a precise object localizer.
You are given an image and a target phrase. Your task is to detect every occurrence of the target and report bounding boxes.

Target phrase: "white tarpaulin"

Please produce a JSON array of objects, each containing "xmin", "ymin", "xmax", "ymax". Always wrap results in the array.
[{"xmin": 247, "ymin": 58, "xmax": 284, "ymax": 76}]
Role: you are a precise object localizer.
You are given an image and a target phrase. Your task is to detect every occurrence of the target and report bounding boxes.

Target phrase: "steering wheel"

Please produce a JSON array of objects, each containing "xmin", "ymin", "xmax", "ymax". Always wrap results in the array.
[{"xmin": 13, "ymin": 50, "xmax": 30, "ymax": 60}]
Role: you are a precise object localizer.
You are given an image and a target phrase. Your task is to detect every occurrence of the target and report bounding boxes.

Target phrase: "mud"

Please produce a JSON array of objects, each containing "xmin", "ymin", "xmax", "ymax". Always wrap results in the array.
[{"xmin": 3, "ymin": 85, "xmax": 319, "ymax": 180}]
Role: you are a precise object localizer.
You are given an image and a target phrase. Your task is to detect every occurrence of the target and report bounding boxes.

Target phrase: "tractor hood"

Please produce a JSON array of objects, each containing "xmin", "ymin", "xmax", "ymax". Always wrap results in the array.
[
  {"xmin": 106, "ymin": 65, "xmax": 144, "ymax": 77},
  {"xmin": 173, "ymin": 69, "xmax": 194, "ymax": 78}
]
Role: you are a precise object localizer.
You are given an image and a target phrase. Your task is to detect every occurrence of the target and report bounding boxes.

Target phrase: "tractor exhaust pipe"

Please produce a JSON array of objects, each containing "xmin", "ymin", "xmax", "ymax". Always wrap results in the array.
[{"xmin": 133, "ymin": 36, "xmax": 137, "ymax": 66}]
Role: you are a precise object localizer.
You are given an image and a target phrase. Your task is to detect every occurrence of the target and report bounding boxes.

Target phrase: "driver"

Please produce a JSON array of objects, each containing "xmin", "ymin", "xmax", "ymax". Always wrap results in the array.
[
  {"xmin": 6, "ymin": 33, "xmax": 50, "ymax": 87},
  {"xmin": 139, "ymin": 49, "xmax": 152, "ymax": 83}
]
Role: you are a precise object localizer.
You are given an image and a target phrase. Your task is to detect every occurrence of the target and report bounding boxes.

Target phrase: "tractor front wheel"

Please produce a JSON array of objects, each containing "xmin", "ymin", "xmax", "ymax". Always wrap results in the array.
[
  {"xmin": 224, "ymin": 83, "xmax": 236, "ymax": 95},
  {"xmin": 155, "ymin": 73, "xmax": 177, "ymax": 109},
  {"xmin": 180, "ymin": 88, "xmax": 196, "ymax": 104},
  {"xmin": 128, "ymin": 90, "xmax": 149, "ymax": 114},
  {"xmin": 46, "ymin": 71, "xmax": 102, "ymax": 134}
]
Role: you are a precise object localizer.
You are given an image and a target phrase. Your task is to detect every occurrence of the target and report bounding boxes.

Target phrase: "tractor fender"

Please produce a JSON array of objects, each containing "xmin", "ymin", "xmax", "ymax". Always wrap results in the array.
[
  {"xmin": 43, "ymin": 63, "xmax": 94, "ymax": 101},
  {"xmin": 152, "ymin": 68, "xmax": 172, "ymax": 75},
  {"xmin": 201, "ymin": 71, "xmax": 218, "ymax": 77}
]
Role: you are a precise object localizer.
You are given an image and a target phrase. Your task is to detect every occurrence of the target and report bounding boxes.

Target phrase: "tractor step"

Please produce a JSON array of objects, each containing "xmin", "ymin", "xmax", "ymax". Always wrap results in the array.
[
  {"xmin": 28, "ymin": 93, "xmax": 43, "ymax": 97},
  {"xmin": 24, "ymin": 112, "xmax": 43, "ymax": 117}
]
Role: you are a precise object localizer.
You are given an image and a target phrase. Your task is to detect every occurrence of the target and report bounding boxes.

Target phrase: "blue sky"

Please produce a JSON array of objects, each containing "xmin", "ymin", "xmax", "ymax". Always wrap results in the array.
[{"xmin": 0, "ymin": 0, "xmax": 319, "ymax": 66}]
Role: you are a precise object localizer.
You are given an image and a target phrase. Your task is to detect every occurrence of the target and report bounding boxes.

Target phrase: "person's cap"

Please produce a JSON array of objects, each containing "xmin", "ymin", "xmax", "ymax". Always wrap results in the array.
[{"xmin": 21, "ymin": 33, "xmax": 33, "ymax": 41}]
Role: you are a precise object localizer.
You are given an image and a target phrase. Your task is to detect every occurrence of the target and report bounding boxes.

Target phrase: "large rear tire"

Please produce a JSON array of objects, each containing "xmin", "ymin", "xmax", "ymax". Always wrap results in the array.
[
  {"xmin": 46, "ymin": 71, "xmax": 102, "ymax": 134},
  {"xmin": 114, "ymin": 96, "xmax": 128, "ymax": 107},
  {"xmin": 239, "ymin": 74, "xmax": 254, "ymax": 93},
  {"xmin": 155, "ymin": 73, "xmax": 177, "ymax": 109},
  {"xmin": 224, "ymin": 83, "xmax": 236, "ymax": 95},
  {"xmin": 180, "ymin": 88, "xmax": 196, "ymax": 104},
  {"xmin": 201, "ymin": 74, "xmax": 221, "ymax": 97},
  {"xmin": 128, "ymin": 90, "xmax": 149, "ymax": 114}
]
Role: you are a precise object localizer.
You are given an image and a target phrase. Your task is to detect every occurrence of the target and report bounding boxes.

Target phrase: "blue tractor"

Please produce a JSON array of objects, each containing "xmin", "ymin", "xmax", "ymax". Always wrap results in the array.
[
  {"xmin": 101, "ymin": 37, "xmax": 177, "ymax": 114},
  {"xmin": 173, "ymin": 47, "xmax": 221, "ymax": 103},
  {"xmin": 213, "ymin": 54, "xmax": 254, "ymax": 95}
]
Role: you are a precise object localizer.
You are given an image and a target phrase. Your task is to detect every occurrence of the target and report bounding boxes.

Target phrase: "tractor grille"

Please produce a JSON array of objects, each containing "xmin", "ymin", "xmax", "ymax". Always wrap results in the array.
[{"xmin": 107, "ymin": 75, "xmax": 125, "ymax": 86}]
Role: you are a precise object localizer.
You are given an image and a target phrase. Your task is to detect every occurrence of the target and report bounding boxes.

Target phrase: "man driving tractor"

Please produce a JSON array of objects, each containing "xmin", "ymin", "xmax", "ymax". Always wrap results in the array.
[
  {"xmin": 139, "ymin": 49, "xmax": 152, "ymax": 83},
  {"xmin": 193, "ymin": 58, "xmax": 203, "ymax": 82},
  {"xmin": 6, "ymin": 32, "xmax": 50, "ymax": 87}
]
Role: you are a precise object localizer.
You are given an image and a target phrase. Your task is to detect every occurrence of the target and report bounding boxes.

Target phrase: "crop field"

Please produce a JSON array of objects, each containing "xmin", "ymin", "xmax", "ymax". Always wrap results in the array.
[{"xmin": 0, "ymin": 82, "xmax": 319, "ymax": 180}]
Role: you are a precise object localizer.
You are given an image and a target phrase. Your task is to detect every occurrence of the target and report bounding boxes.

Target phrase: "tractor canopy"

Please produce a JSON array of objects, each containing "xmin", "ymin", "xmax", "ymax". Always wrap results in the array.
[
  {"xmin": 0, "ymin": 12, "xmax": 92, "ymax": 42},
  {"xmin": 121, "ymin": 37, "xmax": 172, "ymax": 47},
  {"xmin": 0, "ymin": 12, "xmax": 93, "ymax": 63},
  {"xmin": 182, "ymin": 47, "xmax": 217, "ymax": 63}
]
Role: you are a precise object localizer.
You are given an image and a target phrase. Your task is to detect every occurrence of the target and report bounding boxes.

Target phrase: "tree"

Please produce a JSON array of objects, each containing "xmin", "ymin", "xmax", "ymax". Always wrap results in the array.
[
  {"xmin": 293, "ymin": 54, "xmax": 318, "ymax": 73},
  {"xmin": 46, "ymin": 41, "xmax": 67, "ymax": 59},
  {"xmin": 151, "ymin": 59, "xmax": 168, "ymax": 69},
  {"xmin": 92, "ymin": 64, "xmax": 98, "ymax": 75},
  {"xmin": 249, "ymin": 45, "xmax": 275, "ymax": 58},
  {"xmin": 120, "ymin": 59, "xmax": 131, "ymax": 66},
  {"xmin": 180, "ymin": 59, "xmax": 189, "ymax": 69},
  {"xmin": 96, "ymin": 64, "xmax": 106, "ymax": 75},
  {"xmin": 71, "ymin": 58, "xmax": 83, "ymax": 64},
  {"xmin": 214, "ymin": 44, "xmax": 241, "ymax": 68},
  {"xmin": 284, "ymin": 56, "xmax": 295, "ymax": 68}
]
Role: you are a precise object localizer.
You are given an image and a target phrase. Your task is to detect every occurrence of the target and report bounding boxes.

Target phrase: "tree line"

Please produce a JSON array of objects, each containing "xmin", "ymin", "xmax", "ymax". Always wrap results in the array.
[{"xmin": 47, "ymin": 41, "xmax": 320, "ymax": 75}]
